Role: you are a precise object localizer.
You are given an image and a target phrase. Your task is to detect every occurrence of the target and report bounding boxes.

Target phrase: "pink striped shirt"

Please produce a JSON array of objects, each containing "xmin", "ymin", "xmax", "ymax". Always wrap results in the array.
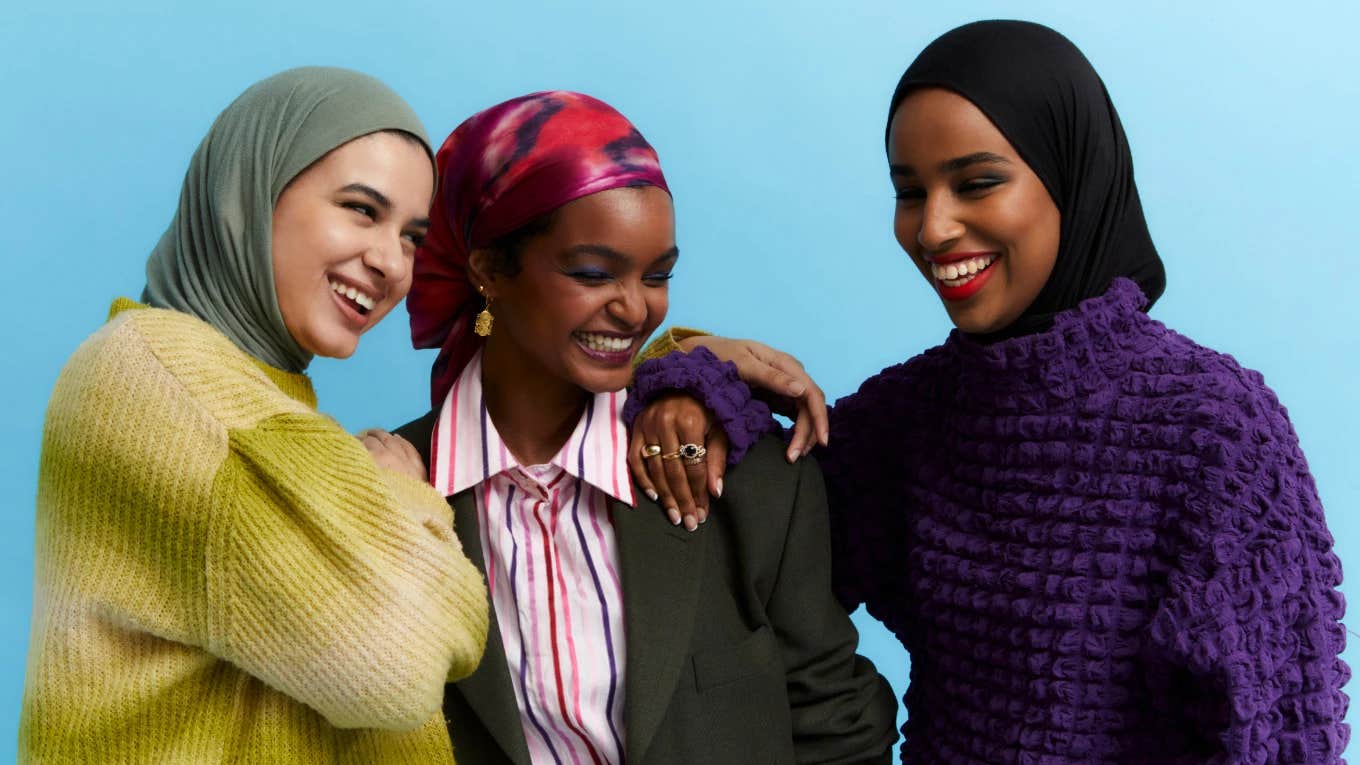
[{"xmin": 430, "ymin": 351, "xmax": 632, "ymax": 765}]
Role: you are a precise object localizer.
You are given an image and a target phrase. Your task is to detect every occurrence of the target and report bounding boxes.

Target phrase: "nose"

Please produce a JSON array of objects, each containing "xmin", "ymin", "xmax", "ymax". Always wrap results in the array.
[
  {"xmin": 916, "ymin": 194, "xmax": 965, "ymax": 254},
  {"xmin": 608, "ymin": 279, "xmax": 647, "ymax": 328},
  {"xmin": 361, "ymin": 231, "xmax": 409, "ymax": 284}
]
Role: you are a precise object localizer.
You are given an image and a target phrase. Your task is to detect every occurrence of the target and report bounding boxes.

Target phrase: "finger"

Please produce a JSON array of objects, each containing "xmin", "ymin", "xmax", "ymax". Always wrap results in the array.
[
  {"xmin": 737, "ymin": 354, "xmax": 808, "ymax": 399},
  {"xmin": 706, "ymin": 432, "xmax": 729, "ymax": 501},
  {"xmin": 748, "ymin": 347, "xmax": 811, "ymax": 398},
  {"xmin": 628, "ymin": 425, "xmax": 659, "ymax": 503},
  {"xmin": 675, "ymin": 415, "xmax": 710, "ymax": 525},
  {"xmin": 806, "ymin": 385, "xmax": 831, "ymax": 447},
  {"xmin": 787, "ymin": 409, "xmax": 810, "ymax": 463},
  {"xmin": 390, "ymin": 434, "xmax": 427, "ymax": 474},
  {"xmin": 658, "ymin": 429, "xmax": 700, "ymax": 531},
  {"xmin": 752, "ymin": 348, "xmax": 828, "ymax": 443},
  {"xmin": 643, "ymin": 431, "xmax": 679, "ymax": 525}
]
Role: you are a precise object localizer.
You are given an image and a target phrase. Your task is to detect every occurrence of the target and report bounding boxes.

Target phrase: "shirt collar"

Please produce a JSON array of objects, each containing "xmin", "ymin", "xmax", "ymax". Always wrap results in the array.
[{"xmin": 429, "ymin": 350, "xmax": 635, "ymax": 506}]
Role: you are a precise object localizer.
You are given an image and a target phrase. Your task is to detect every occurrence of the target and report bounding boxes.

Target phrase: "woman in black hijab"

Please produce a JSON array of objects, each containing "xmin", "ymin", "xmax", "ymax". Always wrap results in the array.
[
  {"xmin": 627, "ymin": 20, "xmax": 1348, "ymax": 764},
  {"xmin": 887, "ymin": 19, "xmax": 1166, "ymax": 341}
]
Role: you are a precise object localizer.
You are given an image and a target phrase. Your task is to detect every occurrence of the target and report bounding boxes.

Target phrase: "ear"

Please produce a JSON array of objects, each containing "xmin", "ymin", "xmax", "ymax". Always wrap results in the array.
[{"xmin": 467, "ymin": 249, "xmax": 500, "ymax": 297}]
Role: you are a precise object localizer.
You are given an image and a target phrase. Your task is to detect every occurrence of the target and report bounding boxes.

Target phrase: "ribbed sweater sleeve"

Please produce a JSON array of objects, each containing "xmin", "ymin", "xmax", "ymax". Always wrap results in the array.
[
  {"xmin": 209, "ymin": 412, "xmax": 488, "ymax": 730},
  {"xmin": 1147, "ymin": 368, "xmax": 1349, "ymax": 764}
]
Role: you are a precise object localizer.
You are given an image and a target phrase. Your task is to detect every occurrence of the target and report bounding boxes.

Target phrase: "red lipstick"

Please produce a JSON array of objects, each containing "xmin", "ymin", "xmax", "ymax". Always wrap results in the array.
[{"xmin": 926, "ymin": 252, "xmax": 1000, "ymax": 302}]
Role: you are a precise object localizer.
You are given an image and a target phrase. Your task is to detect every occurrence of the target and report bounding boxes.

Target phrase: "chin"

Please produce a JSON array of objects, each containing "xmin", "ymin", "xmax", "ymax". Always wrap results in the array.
[
  {"xmin": 571, "ymin": 369, "xmax": 633, "ymax": 396},
  {"xmin": 945, "ymin": 305, "xmax": 1009, "ymax": 336},
  {"xmin": 306, "ymin": 337, "xmax": 360, "ymax": 359}
]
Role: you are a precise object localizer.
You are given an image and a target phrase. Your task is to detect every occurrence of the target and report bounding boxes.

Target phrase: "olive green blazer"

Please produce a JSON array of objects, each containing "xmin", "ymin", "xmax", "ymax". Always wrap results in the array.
[{"xmin": 398, "ymin": 412, "xmax": 898, "ymax": 765}]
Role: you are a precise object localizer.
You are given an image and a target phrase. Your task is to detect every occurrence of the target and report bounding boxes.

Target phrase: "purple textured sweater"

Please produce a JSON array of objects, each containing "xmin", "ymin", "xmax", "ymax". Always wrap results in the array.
[{"xmin": 634, "ymin": 279, "xmax": 1349, "ymax": 764}]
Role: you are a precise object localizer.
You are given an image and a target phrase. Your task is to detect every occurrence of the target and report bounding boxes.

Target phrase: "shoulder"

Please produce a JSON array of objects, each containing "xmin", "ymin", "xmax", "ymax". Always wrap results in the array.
[
  {"xmin": 1137, "ymin": 322, "xmax": 1318, "ymax": 530},
  {"xmin": 716, "ymin": 434, "xmax": 827, "ymax": 539},
  {"xmin": 832, "ymin": 343, "xmax": 953, "ymax": 425},
  {"xmin": 1132, "ymin": 319, "xmax": 1297, "ymax": 452},
  {"xmin": 100, "ymin": 306, "xmax": 310, "ymax": 428}
]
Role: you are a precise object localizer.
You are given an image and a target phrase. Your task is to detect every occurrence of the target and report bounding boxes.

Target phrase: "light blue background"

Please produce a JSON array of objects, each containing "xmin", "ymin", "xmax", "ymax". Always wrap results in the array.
[{"xmin": 4, "ymin": 1, "xmax": 1357, "ymax": 760}]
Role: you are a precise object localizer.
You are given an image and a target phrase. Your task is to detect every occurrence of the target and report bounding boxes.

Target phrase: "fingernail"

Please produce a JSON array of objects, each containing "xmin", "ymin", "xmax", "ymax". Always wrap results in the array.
[
  {"xmin": 668, "ymin": 508, "xmax": 681, "ymax": 525},
  {"xmin": 789, "ymin": 383, "xmax": 806, "ymax": 395},
  {"xmin": 788, "ymin": 448, "xmax": 800, "ymax": 462},
  {"xmin": 646, "ymin": 489, "xmax": 658, "ymax": 502},
  {"xmin": 698, "ymin": 508, "xmax": 708, "ymax": 524},
  {"xmin": 714, "ymin": 479, "xmax": 723, "ymax": 497},
  {"xmin": 684, "ymin": 516, "xmax": 698, "ymax": 532}
]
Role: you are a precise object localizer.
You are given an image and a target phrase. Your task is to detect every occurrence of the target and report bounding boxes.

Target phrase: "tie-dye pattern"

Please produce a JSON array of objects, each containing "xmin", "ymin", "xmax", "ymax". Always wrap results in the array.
[{"xmin": 408, "ymin": 91, "xmax": 670, "ymax": 408}]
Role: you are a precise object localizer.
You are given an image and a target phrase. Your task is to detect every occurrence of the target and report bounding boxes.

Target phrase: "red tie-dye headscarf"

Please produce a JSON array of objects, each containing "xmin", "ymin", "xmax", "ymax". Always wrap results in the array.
[{"xmin": 408, "ymin": 91, "xmax": 671, "ymax": 408}]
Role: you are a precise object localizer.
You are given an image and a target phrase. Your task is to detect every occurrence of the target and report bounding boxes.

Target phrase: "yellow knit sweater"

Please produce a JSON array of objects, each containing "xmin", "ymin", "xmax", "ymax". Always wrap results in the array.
[{"xmin": 20, "ymin": 300, "xmax": 489, "ymax": 764}]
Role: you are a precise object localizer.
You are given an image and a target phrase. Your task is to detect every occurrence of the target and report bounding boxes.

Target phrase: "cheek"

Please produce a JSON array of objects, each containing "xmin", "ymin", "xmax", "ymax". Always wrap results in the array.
[
  {"xmin": 390, "ymin": 267, "xmax": 414, "ymax": 303},
  {"xmin": 893, "ymin": 206, "xmax": 918, "ymax": 252},
  {"xmin": 645, "ymin": 290, "xmax": 668, "ymax": 329},
  {"xmin": 1001, "ymin": 195, "xmax": 1060, "ymax": 285}
]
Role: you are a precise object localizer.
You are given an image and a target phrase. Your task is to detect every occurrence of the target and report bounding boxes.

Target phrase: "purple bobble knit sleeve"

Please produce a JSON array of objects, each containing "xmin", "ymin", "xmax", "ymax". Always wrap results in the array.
[
  {"xmin": 625, "ymin": 348, "xmax": 778, "ymax": 465},
  {"xmin": 1147, "ymin": 372, "xmax": 1349, "ymax": 764}
]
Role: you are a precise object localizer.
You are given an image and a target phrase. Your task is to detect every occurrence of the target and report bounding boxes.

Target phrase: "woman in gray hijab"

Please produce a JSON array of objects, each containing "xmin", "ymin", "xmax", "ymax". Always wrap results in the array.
[{"xmin": 21, "ymin": 67, "xmax": 488, "ymax": 764}]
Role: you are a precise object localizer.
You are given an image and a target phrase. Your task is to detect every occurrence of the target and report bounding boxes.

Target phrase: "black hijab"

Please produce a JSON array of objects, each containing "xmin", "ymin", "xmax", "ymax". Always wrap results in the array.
[{"xmin": 887, "ymin": 20, "xmax": 1166, "ymax": 341}]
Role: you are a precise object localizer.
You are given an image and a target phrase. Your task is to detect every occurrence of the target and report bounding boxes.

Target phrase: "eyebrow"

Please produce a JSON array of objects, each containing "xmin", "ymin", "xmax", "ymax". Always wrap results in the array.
[
  {"xmin": 566, "ymin": 243, "xmax": 680, "ymax": 266},
  {"xmin": 889, "ymin": 151, "xmax": 1012, "ymax": 177},
  {"xmin": 341, "ymin": 182, "xmax": 429, "ymax": 228}
]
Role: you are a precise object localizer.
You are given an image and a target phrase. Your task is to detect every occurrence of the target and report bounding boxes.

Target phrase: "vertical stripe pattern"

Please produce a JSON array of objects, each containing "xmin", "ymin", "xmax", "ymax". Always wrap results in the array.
[{"xmin": 430, "ymin": 351, "xmax": 631, "ymax": 764}]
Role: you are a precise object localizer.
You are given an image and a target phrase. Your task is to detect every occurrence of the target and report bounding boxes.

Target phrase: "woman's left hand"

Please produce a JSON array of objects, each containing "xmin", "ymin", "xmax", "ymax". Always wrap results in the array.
[{"xmin": 628, "ymin": 394, "xmax": 729, "ymax": 531}]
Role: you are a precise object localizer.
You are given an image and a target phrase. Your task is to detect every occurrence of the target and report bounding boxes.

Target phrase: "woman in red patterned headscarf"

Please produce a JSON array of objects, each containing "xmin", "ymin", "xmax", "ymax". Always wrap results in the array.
[
  {"xmin": 392, "ymin": 91, "xmax": 897, "ymax": 765},
  {"xmin": 408, "ymin": 91, "xmax": 672, "ymax": 408}
]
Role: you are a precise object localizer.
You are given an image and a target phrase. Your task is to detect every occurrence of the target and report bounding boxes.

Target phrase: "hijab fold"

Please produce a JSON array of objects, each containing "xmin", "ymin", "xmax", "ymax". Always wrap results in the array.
[
  {"xmin": 888, "ymin": 20, "xmax": 1166, "ymax": 341},
  {"xmin": 143, "ymin": 66, "xmax": 432, "ymax": 372},
  {"xmin": 408, "ymin": 91, "xmax": 669, "ymax": 408}
]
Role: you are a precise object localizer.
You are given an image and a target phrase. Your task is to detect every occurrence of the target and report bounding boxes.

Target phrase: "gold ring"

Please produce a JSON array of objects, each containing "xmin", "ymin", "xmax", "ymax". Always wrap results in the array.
[
  {"xmin": 661, "ymin": 443, "xmax": 707, "ymax": 464},
  {"xmin": 641, "ymin": 444, "xmax": 662, "ymax": 458}
]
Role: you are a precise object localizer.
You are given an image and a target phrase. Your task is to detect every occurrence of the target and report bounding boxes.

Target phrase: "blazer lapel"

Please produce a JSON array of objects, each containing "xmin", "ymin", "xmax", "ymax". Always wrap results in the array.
[
  {"xmin": 447, "ymin": 490, "xmax": 533, "ymax": 765},
  {"xmin": 613, "ymin": 497, "xmax": 706, "ymax": 764}
]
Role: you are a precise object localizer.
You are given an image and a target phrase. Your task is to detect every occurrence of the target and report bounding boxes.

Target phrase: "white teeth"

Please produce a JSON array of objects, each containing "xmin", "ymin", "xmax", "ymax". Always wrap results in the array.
[
  {"xmin": 575, "ymin": 332, "xmax": 633, "ymax": 353},
  {"xmin": 930, "ymin": 254, "xmax": 998, "ymax": 287},
  {"xmin": 330, "ymin": 281, "xmax": 376, "ymax": 310}
]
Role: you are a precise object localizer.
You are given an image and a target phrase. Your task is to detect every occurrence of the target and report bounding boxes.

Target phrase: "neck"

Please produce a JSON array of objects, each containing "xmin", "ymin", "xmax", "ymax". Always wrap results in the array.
[{"xmin": 480, "ymin": 335, "xmax": 590, "ymax": 466}]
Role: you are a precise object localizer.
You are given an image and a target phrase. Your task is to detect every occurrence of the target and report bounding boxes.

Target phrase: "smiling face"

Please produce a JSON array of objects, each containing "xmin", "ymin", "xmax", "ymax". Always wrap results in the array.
[
  {"xmin": 271, "ymin": 131, "xmax": 433, "ymax": 358},
  {"xmin": 472, "ymin": 185, "xmax": 676, "ymax": 395},
  {"xmin": 888, "ymin": 87, "xmax": 1061, "ymax": 334}
]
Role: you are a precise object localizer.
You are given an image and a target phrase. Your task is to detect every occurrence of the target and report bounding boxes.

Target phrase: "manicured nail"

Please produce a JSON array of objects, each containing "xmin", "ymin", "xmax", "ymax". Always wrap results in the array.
[
  {"xmin": 787, "ymin": 448, "xmax": 801, "ymax": 462},
  {"xmin": 714, "ymin": 478, "xmax": 723, "ymax": 497},
  {"xmin": 789, "ymin": 382, "xmax": 806, "ymax": 396},
  {"xmin": 684, "ymin": 516, "xmax": 698, "ymax": 532},
  {"xmin": 646, "ymin": 488, "xmax": 658, "ymax": 502},
  {"xmin": 698, "ymin": 508, "xmax": 708, "ymax": 524},
  {"xmin": 667, "ymin": 508, "xmax": 681, "ymax": 525}
]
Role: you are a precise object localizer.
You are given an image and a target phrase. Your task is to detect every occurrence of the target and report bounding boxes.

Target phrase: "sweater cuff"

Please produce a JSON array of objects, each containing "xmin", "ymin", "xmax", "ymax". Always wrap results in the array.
[
  {"xmin": 625, "ymin": 347, "xmax": 778, "ymax": 465},
  {"xmin": 634, "ymin": 326, "xmax": 711, "ymax": 365}
]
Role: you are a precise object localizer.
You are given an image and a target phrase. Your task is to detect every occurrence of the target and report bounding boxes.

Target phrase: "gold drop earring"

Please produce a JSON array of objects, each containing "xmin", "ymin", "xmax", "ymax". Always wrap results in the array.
[{"xmin": 474, "ymin": 286, "xmax": 494, "ymax": 337}]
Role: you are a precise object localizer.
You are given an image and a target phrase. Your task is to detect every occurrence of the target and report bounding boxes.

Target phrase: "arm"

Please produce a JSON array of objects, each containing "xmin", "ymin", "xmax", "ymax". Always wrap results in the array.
[
  {"xmin": 1148, "ymin": 393, "xmax": 1348, "ymax": 763},
  {"xmin": 638, "ymin": 328, "xmax": 829, "ymax": 459},
  {"xmin": 628, "ymin": 331, "xmax": 830, "ymax": 528},
  {"xmin": 766, "ymin": 454, "xmax": 899, "ymax": 763},
  {"xmin": 209, "ymin": 412, "xmax": 489, "ymax": 729}
]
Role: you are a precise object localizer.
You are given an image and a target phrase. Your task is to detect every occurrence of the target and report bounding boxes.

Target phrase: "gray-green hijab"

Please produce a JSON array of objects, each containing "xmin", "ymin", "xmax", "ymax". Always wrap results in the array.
[{"xmin": 142, "ymin": 66, "xmax": 433, "ymax": 372}]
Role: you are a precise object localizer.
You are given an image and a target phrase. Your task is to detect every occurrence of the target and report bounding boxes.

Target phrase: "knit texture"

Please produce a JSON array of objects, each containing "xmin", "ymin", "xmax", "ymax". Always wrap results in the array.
[
  {"xmin": 21, "ymin": 300, "xmax": 489, "ymax": 764},
  {"xmin": 822, "ymin": 279, "xmax": 1348, "ymax": 763},
  {"xmin": 625, "ymin": 346, "xmax": 778, "ymax": 464},
  {"xmin": 632, "ymin": 280, "xmax": 1349, "ymax": 762}
]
